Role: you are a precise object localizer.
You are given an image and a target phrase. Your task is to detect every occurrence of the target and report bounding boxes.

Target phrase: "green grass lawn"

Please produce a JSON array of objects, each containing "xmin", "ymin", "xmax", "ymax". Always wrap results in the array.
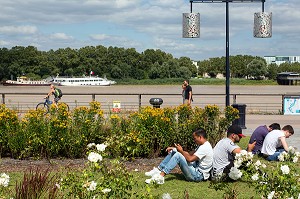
[
  {"xmin": 3, "ymin": 137, "xmax": 299, "ymax": 198},
  {"xmin": 134, "ymin": 172, "xmax": 260, "ymax": 199},
  {"xmin": 132, "ymin": 137, "xmax": 261, "ymax": 199}
]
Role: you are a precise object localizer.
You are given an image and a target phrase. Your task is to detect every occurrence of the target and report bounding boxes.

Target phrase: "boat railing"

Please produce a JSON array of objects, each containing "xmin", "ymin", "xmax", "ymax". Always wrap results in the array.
[{"xmin": 0, "ymin": 92, "xmax": 287, "ymax": 114}]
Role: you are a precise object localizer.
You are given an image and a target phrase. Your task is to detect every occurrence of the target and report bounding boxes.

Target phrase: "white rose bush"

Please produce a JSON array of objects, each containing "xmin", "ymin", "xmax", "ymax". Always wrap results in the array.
[
  {"xmin": 278, "ymin": 146, "xmax": 300, "ymax": 163},
  {"xmin": 59, "ymin": 143, "xmax": 137, "ymax": 199},
  {"xmin": 212, "ymin": 148, "xmax": 300, "ymax": 198}
]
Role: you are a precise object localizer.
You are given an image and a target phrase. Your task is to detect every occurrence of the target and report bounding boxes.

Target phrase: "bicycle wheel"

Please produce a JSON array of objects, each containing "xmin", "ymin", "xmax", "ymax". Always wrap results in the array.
[{"xmin": 36, "ymin": 103, "xmax": 49, "ymax": 113}]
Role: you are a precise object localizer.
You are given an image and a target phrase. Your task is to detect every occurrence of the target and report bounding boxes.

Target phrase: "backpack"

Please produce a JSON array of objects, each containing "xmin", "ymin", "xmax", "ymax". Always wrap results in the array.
[{"xmin": 55, "ymin": 88, "xmax": 63, "ymax": 98}]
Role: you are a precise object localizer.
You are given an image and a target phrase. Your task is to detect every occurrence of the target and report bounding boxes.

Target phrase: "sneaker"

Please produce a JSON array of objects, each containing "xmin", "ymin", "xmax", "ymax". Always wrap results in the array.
[
  {"xmin": 145, "ymin": 174, "xmax": 165, "ymax": 185},
  {"xmin": 145, "ymin": 167, "xmax": 161, "ymax": 177}
]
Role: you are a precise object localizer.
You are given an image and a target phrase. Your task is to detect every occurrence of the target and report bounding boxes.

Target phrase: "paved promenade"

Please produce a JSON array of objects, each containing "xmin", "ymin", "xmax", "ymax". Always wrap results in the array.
[{"xmin": 244, "ymin": 114, "xmax": 300, "ymax": 150}]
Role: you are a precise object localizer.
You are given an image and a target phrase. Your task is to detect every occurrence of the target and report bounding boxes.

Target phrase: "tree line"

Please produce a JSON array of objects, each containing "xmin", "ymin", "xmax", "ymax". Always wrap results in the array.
[{"xmin": 0, "ymin": 45, "xmax": 299, "ymax": 81}]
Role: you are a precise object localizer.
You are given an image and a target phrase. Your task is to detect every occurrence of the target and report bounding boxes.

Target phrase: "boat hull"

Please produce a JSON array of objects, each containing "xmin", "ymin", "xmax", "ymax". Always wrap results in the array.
[
  {"xmin": 2, "ymin": 76, "xmax": 53, "ymax": 86},
  {"xmin": 52, "ymin": 76, "xmax": 115, "ymax": 86},
  {"xmin": 2, "ymin": 83, "xmax": 51, "ymax": 86},
  {"xmin": 2, "ymin": 82, "xmax": 52, "ymax": 86}
]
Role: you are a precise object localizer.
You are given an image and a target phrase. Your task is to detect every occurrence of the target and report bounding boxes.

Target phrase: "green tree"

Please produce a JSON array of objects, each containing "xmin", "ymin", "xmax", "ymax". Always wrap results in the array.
[
  {"xmin": 246, "ymin": 59, "xmax": 267, "ymax": 80},
  {"xmin": 266, "ymin": 63, "xmax": 278, "ymax": 80},
  {"xmin": 178, "ymin": 57, "xmax": 197, "ymax": 77},
  {"xmin": 110, "ymin": 66, "xmax": 123, "ymax": 79}
]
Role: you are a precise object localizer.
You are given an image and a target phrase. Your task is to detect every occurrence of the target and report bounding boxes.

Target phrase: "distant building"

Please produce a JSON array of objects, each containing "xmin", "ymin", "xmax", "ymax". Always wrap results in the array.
[{"xmin": 264, "ymin": 56, "xmax": 300, "ymax": 65}]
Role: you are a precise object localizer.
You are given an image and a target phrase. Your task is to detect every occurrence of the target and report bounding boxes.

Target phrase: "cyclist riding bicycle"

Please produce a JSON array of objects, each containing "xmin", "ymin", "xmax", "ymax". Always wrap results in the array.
[{"xmin": 46, "ymin": 84, "xmax": 63, "ymax": 106}]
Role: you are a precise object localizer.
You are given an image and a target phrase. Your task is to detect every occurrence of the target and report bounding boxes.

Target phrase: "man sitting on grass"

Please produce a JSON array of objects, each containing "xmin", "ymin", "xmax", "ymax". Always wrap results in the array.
[
  {"xmin": 261, "ymin": 125, "xmax": 294, "ymax": 161},
  {"xmin": 144, "ymin": 128, "xmax": 213, "ymax": 184},
  {"xmin": 211, "ymin": 125, "xmax": 255, "ymax": 181}
]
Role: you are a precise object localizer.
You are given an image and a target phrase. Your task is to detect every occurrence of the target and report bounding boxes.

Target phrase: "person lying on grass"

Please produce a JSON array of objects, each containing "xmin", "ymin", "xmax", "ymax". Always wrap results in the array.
[{"xmin": 145, "ymin": 128, "xmax": 213, "ymax": 184}]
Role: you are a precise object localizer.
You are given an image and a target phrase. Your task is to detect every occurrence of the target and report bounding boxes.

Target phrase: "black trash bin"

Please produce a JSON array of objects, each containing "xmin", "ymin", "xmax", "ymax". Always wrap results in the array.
[
  {"xmin": 149, "ymin": 98, "xmax": 163, "ymax": 108},
  {"xmin": 231, "ymin": 104, "xmax": 246, "ymax": 129}
]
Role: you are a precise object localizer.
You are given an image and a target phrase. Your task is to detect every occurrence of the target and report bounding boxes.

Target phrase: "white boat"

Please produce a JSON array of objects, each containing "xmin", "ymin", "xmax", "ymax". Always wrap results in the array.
[
  {"xmin": 52, "ymin": 75, "xmax": 116, "ymax": 86},
  {"xmin": 2, "ymin": 76, "xmax": 52, "ymax": 86}
]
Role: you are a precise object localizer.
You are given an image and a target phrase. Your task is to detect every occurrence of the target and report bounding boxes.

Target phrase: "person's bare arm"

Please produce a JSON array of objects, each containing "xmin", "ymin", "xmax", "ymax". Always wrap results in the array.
[
  {"xmin": 279, "ymin": 137, "xmax": 289, "ymax": 151},
  {"xmin": 46, "ymin": 90, "xmax": 53, "ymax": 98},
  {"xmin": 188, "ymin": 91, "xmax": 192, "ymax": 104},
  {"xmin": 247, "ymin": 141, "xmax": 256, "ymax": 152},
  {"xmin": 232, "ymin": 147, "xmax": 242, "ymax": 155},
  {"xmin": 175, "ymin": 144, "xmax": 198, "ymax": 162}
]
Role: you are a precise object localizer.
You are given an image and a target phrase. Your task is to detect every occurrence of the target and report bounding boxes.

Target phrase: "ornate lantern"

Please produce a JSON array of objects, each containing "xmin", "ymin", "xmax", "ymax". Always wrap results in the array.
[
  {"xmin": 182, "ymin": 13, "xmax": 200, "ymax": 38},
  {"xmin": 254, "ymin": 12, "xmax": 272, "ymax": 38}
]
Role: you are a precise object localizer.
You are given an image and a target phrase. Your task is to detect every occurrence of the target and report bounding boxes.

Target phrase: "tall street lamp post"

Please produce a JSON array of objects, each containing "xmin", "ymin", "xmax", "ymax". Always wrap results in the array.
[{"xmin": 183, "ymin": 0, "xmax": 272, "ymax": 107}]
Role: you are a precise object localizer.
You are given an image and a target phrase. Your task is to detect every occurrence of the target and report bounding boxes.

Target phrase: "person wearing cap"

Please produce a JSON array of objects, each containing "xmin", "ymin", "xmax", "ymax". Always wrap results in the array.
[
  {"xmin": 247, "ymin": 123, "xmax": 281, "ymax": 154},
  {"xmin": 211, "ymin": 125, "xmax": 255, "ymax": 180},
  {"xmin": 261, "ymin": 125, "xmax": 294, "ymax": 161}
]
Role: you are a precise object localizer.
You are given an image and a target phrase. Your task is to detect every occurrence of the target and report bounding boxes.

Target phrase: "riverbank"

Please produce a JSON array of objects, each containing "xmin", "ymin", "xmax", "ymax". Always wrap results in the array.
[{"xmin": 116, "ymin": 77, "xmax": 278, "ymax": 85}]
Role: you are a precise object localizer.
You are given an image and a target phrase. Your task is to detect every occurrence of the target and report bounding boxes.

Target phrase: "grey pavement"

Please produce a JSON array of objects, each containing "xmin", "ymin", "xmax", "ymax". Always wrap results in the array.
[{"xmin": 243, "ymin": 114, "xmax": 300, "ymax": 150}]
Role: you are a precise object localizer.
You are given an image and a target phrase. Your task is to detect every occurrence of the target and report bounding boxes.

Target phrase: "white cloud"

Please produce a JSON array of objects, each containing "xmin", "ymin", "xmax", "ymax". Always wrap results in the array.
[
  {"xmin": 0, "ymin": 40, "xmax": 10, "ymax": 45},
  {"xmin": 89, "ymin": 34, "xmax": 111, "ymax": 41},
  {"xmin": 0, "ymin": 25, "xmax": 38, "ymax": 34},
  {"xmin": 50, "ymin": 33, "xmax": 73, "ymax": 40},
  {"xmin": 0, "ymin": 0, "xmax": 298, "ymax": 60}
]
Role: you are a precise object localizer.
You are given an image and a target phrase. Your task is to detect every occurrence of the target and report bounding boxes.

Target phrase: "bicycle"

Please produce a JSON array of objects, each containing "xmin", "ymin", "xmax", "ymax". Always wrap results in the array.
[{"xmin": 36, "ymin": 96, "xmax": 69, "ymax": 113}]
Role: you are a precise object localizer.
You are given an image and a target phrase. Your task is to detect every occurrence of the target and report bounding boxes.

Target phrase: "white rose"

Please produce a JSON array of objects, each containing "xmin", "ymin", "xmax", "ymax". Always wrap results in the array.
[
  {"xmin": 87, "ymin": 181, "xmax": 97, "ymax": 191},
  {"xmin": 0, "ymin": 173, "xmax": 10, "ymax": 187},
  {"xmin": 229, "ymin": 167, "xmax": 242, "ymax": 180},
  {"xmin": 88, "ymin": 152, "xmax": 103, "ymax": 162},
  {"xmin": 87, "ymin": 143, "xmax": 95, "ymax": 148},
  {"xmin": 267, "ymin": 191, "xmax": 275, "ymax": 199},
  {"xmin": 251, "ymin": 173, "xmax": 259, "ymax": 181},
  {"xmin": 293, "ymin": 156, "xmax": 298, "ymax": 163},
  {"xmin": 280, "ymin": 165, "xmax": 290, "ymax": 175},
  {"xmin": 96, "ymin": 143, "xmax": 107, "ymax": 152},
  {"xmin": 102, "ymin": 188, "xmax": 111, "ymax": 193}
]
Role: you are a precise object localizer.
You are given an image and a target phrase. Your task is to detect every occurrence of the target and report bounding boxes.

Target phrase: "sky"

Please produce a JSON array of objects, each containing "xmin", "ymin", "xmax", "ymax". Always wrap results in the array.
[{"xmin": 0, "ymin": 0, "xmax": 299, "ymax": 61}]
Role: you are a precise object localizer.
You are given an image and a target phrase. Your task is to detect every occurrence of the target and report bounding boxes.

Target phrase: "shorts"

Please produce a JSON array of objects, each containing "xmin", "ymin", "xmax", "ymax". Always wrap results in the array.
[{"xmin": 54, "ymin": 97, "xmax": 61, "ymax": 103}]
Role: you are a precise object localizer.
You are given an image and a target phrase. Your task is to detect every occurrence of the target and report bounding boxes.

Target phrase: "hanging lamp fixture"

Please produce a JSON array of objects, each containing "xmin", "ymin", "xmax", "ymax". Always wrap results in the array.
[{"xmin": 253, "ymin": 1, "xmax": 272, "ymax": 38}]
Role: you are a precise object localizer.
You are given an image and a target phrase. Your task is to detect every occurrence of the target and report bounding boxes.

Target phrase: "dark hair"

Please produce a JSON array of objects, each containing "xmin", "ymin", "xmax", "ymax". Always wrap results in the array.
[
  {"xmin": 194, "ymin": 128, "xmax": 207, "ymax": 139},
  {"xmin": 269, "ymin": 123, "xmax": 280, "ymax": 130},
  {"xmin": 282, "ymin": 125, "xmax": 294, "ymax": 135},
  {"xmin": 184, "ymin": 79, "xmax": 189, "ymax": 84}
]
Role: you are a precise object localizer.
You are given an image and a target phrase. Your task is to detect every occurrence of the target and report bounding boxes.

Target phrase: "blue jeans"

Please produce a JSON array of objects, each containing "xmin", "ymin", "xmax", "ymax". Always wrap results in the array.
[
  {"xmin": 158, "ymin": 149, "xmax": 204, "ymax": 182},
  {"xmin": 266, "ymin": 149, "xmax": 285, "ymax": 161}
]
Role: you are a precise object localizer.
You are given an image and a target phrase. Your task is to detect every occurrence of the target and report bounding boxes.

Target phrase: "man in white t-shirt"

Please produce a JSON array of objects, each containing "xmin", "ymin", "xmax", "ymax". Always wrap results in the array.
[
  {"xmin": 261, "ymin": 125, "xmax": 294, "ymax": 161},
  {"xmin": 144, "ymin": 129, "xmax": 213, "ymax": 184},
  {"xmin": 211, "ymin": 125, "xmax": 255, "ymax": 180}
]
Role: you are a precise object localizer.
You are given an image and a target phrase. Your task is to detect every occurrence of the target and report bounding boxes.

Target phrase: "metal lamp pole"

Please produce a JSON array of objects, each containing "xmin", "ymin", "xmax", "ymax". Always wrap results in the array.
[{"xmin": 189, "ymin": 0, "xmax": 267, "ymax": 107}]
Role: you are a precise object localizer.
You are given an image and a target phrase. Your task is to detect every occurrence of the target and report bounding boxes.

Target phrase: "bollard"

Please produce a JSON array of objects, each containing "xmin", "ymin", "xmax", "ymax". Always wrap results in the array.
[{"xmin": 149, "ymin": 98, "xmax": 163, "ymax": 108}]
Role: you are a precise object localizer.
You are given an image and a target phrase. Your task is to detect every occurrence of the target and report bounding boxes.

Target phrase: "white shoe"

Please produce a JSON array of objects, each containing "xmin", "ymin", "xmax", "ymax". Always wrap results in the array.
[
  {"xmin": 145, "ymin": 174, "xmax": 165, "ymax": 184},
  {"xmin": 145, "ymin": 167, "xmax": 161, "ymax": 177}
]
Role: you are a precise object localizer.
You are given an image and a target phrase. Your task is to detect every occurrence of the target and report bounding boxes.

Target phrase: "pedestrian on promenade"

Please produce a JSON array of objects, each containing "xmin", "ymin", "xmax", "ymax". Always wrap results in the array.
[
  {"xmin": 144, "ymin": 128, "xmax": 213, "ymax": 184},
  {"xmin": 182, "ymin": 83, "xmax": 186, "ymax": 104},
  {"xmin": 183, "ymin": 80, "xmax": 192, "ymax": 105},
  {"xmin": 211, "ymin": 125, "xmax": 255, "ymax": 181},
  {"xmin": 261, "ymin": 125, "xmax": 294, "ymax": 161},
  {"xmin": 247, "ymin": 123, "xmax": 281, "ymax": 154}
]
